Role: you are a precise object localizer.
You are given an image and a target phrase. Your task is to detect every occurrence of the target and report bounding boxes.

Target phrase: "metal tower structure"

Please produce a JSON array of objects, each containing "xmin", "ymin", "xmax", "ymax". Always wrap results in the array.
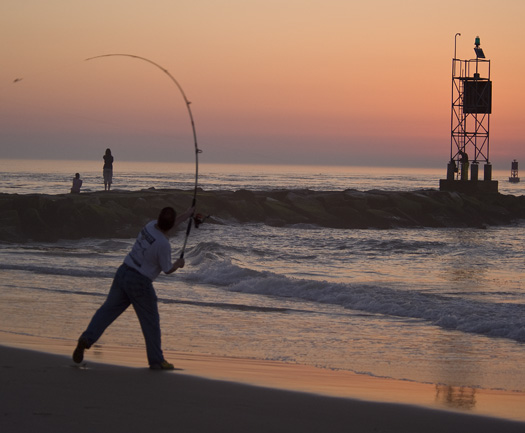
[{"xmin": 440, "ymin": 35, "xmax": 498, "ymax": 193}]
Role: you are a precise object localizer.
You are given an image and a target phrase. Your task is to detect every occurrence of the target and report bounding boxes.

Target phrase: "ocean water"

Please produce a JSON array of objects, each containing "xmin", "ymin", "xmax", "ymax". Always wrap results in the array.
[
  {"xmin": 0, "ymin": 158, "xmax": 523, "ymax": 195},
  {"xmin": 0, "ymin": 159, "xmax": 524, "ymax": 396}
]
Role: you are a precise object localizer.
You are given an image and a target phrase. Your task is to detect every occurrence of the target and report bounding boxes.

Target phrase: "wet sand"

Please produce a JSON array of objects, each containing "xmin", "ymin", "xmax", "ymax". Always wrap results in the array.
[{"xmin": 1, "ymin": 333, "xmax": 525, "ymax": 432}]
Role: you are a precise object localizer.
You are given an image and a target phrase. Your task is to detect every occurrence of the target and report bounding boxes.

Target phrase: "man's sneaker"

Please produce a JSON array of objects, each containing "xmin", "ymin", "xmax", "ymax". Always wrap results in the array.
[
  {"xmin": 150, "ymin": 360, "xmax": 175, "ymax": 370},
  {"xmin": 72, "ymin": 337, "xmax": 89, "ymax": 364}
]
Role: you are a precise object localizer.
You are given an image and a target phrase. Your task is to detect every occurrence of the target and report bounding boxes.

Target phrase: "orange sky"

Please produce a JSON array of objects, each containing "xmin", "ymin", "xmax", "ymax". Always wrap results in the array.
[{"xmin": 1, "ymin": 1, "xmax": 525, "ymax": 168}]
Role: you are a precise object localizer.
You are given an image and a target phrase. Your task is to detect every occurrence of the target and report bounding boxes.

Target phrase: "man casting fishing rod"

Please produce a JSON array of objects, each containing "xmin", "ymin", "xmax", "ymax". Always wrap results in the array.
[
  {"xmin": 74, "ymin": 54, "xmax": 202, "ymax": 369},
  {"xmin": 73, "ymin": 205, "xmax": 194, "ymax": 370}
]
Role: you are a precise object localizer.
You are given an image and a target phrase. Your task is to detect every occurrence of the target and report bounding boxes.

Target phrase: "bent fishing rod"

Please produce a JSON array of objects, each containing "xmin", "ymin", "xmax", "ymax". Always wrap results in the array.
[{"xmin": 85, "ymin": 54, "xmax": 202, "ymax": 259}]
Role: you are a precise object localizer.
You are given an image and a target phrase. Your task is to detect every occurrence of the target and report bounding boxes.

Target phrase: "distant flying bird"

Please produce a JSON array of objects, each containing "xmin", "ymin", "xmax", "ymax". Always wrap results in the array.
[{"xmin": 13, "ymin": 78, "xmax": 23, "ymax": 83}]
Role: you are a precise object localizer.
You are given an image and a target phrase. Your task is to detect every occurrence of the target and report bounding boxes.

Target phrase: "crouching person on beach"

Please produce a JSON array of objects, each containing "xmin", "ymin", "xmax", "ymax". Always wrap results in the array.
[
  {"xmin": 70, "ymin": 173, "xmax": 82, "ymax": 194},
  {"xmin": 73, "ymin": 206, "xmax": 194, "ymax": 370}
]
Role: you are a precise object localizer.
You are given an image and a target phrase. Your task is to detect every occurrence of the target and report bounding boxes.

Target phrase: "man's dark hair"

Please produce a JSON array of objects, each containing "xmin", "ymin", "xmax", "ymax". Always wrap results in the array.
[{"xmin": 157, "ymin": 207, "xmax": 176, "ymax": 232}]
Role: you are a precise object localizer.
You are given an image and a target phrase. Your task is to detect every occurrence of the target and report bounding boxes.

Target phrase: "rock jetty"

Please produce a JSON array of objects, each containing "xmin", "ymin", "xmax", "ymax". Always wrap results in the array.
[{"xmin": 1, "ymin": 188, "xmax": 525, "ymax": 242}]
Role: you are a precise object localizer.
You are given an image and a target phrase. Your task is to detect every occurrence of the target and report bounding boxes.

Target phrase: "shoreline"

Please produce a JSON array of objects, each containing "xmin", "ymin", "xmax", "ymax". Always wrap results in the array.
[{"xmin": 2, "ymin": 331, "xmax": 525, "ymax": 426}]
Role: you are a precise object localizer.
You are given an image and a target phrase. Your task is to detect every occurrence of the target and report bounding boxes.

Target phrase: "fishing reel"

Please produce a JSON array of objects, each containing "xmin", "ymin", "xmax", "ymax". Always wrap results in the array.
[{"xmin": 193, "ymin": 213, "xmax": 210, "ymax": 228}]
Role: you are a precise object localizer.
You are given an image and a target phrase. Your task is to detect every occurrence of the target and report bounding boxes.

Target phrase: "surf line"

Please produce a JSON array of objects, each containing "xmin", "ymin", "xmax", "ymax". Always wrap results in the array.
[{"xmin": 85, "ymin": 54, "xmax": 202, "ymax": 259}]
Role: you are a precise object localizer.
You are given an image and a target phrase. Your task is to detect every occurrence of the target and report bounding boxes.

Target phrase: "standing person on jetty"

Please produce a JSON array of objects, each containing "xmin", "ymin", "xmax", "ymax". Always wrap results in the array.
[
  {"xmin": 103, "ymin": 148, "xmax": 114, "ymax": 191},
  {"xmin": 459, "ymin": 150, "xmax": 469, "ymax": 181},
  {"xmin": 73, "ymin": 205, "xmax": 194, "ymax": 370}
]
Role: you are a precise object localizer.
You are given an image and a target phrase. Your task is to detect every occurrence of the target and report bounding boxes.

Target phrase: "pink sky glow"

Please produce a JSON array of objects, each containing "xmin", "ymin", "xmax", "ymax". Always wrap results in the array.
[{"xmin": 1, "ymin": 1, "xmax": 525, "ymax": 169}]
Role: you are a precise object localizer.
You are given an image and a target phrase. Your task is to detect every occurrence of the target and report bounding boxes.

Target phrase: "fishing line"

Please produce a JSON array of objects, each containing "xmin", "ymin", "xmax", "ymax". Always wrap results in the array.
[{"xmin": 85, "ymin": 54, "xmax": 202, "ymax": 259}]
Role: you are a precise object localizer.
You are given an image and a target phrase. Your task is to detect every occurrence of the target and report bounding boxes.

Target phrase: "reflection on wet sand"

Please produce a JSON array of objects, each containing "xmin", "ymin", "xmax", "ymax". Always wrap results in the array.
[{"xmin": 435, "ymin": 385, "xmax": 476, "ymax": 410}]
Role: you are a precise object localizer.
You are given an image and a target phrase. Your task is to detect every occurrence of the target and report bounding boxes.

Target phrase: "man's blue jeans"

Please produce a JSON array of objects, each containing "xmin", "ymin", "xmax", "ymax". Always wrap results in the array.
[{"xmin": 80, "ymin": 263, "xmax": 164, "ymax": 366}]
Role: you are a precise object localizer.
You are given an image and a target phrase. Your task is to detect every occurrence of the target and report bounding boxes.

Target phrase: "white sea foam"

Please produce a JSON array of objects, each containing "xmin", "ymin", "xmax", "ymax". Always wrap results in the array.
[{"xmin": 183, "ymin": 253, "xmax": 525, "ymax": 343}]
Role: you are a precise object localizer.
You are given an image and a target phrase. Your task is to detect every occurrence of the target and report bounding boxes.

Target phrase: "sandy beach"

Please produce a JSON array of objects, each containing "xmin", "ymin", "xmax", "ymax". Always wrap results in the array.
[{"xmin": 2, "ymin": 333, "xmax": 525, "ymax": 433}]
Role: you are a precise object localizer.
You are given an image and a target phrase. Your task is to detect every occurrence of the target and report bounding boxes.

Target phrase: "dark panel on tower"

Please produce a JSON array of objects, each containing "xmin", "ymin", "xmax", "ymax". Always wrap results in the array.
[{"xmin": 463, "ymin": 80, "xmax": 492, "ymax": 114}]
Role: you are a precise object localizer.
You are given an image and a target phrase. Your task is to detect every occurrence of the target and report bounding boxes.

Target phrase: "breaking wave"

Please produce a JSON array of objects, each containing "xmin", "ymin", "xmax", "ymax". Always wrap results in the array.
[{"xmin": 182, "ymin": 246, "xmax": 525, "ymax": 344}]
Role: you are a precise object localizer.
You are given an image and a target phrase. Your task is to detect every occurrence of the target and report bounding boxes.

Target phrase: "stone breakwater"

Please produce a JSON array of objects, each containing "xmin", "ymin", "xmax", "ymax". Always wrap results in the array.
[{"xmin": 1, "ymin": 188, "xmax": 525, "ymax": 242}]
